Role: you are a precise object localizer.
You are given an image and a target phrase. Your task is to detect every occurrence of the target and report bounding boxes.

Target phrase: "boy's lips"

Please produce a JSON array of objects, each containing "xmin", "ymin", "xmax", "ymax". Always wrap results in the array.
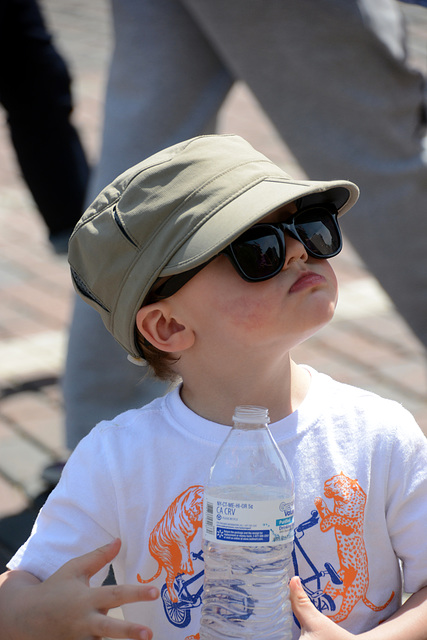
[{"xmin": 289, "ymin": 270, "xmax": 326, "ymax": 293}]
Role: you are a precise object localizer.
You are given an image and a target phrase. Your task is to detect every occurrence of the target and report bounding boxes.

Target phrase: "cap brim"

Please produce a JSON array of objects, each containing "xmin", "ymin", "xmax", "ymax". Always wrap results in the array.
[{"xmin": 162, "ymin": 176, "xmax": 359, "ymax": 276}]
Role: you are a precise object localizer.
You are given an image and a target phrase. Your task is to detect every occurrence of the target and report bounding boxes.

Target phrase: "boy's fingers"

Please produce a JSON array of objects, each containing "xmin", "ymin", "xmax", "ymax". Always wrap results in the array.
[
  {"xmin": 59, "ymin": 539, "xmax": 122, "ymax": 580},
  {"xmin": 289, "ymin": 575, "xmax": 323, "ymax": 632},
  {"xmin": 290, "ymin": 576, "xmax": 355, "ymax": 640},
  {"xmin": 92, "ymin": 584, "xmax": 159, "ymax": 610},
  {"xmin": 89, "ymin": 612, "xmax": 153, "ymax": 640}
]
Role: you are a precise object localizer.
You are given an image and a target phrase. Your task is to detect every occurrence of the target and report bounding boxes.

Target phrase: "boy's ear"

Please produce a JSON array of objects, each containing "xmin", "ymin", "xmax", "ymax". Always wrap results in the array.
[{"xmin": 136, "ymin": 302, "xmax": 195, "ymax": 353}]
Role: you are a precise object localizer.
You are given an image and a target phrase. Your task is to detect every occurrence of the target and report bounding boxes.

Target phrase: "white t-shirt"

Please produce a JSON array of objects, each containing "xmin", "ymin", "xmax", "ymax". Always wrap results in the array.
[{"xmin": 8, "ymin": 368, "xmax": 427, "ymax": 639}]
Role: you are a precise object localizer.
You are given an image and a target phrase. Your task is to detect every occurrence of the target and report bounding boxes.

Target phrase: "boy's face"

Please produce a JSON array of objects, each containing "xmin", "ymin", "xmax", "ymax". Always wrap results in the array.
[{"xmin": 168, "ymin": 203, "xmax": 339, "ymax": 357}]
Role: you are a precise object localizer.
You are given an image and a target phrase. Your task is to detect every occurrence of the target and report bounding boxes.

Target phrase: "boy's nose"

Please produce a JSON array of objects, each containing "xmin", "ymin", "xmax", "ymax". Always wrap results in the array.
[{"xmin": 283, "ymin": 232, "xmax": 309, "ymax": 267}]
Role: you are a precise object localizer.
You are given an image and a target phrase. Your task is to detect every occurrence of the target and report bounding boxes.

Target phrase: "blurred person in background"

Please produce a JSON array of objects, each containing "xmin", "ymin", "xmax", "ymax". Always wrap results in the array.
[{"xmin": 0, "ymin": 0, "xmax": 89, "ymax": 254}]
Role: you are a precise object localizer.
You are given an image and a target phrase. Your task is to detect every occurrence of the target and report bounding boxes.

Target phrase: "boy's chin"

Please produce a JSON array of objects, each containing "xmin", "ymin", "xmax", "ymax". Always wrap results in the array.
[{"xmin": 305, "ymin": 302, "xmax": 337, "ymax": 337}]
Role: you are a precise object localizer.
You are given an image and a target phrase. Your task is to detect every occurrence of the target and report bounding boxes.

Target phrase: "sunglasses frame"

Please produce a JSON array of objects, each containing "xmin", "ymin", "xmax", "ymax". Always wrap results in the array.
[
  {"xmin": 150, "ymin": 203, "xmax": 341, "ymax": 301},
  {"xmin": 223, "ymin": 203, "xmax": 342, "ymax": 283}
]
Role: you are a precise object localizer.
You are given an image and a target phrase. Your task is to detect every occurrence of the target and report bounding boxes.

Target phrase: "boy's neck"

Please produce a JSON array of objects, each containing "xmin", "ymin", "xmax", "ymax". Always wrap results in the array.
[{"xmin": 179, "ymin": 357, "xmax": 311, "ymax": 425}]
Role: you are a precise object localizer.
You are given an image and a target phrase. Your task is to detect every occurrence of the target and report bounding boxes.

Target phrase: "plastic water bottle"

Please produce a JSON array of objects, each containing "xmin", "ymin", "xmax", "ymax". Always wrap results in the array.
[{"xmin": 200, "ymin": 405, "xmax": 295, "ymax": 640}]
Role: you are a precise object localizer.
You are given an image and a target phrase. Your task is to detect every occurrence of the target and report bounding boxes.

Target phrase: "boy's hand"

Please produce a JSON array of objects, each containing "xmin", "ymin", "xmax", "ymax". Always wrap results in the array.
[
  {"xmin": 290, "ymin": 576, "xmax": 354, "ymax": 639},
  {"xmin": 21, "ymin": 539, "xmax": 159, "ymax": 640}
]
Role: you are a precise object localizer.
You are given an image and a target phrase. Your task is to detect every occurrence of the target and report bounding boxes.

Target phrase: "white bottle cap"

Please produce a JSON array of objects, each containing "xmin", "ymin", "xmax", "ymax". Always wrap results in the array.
[{"xmin": 233, "ymin": 405, "xmax": 270, "ymax": 424}]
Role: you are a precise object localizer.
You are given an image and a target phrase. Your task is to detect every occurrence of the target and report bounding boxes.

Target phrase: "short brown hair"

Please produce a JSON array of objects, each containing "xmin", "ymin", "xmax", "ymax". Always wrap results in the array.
[{"xmin": 135, "ymin": 329, "xmax": 180, "ymax": 382}]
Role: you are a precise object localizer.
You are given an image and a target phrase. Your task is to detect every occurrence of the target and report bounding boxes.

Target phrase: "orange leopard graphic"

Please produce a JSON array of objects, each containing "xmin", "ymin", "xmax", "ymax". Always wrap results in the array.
[
  {"xmin": 137, "ymin": 485, "xmax": 204, "ymax": 603},
  {"xmin": 184, "ymin": 635, "xmax": 200, "ymax": 640},
  {"xmin": 315, "ymin": 472, "xmax": 394, "ymax": 623}
]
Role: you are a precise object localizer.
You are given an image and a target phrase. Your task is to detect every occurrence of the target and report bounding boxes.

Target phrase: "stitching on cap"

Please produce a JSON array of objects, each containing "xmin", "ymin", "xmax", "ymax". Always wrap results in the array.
[{"xmin": 134, "ymin": 160, "xmax": 278, "ymax": 263}]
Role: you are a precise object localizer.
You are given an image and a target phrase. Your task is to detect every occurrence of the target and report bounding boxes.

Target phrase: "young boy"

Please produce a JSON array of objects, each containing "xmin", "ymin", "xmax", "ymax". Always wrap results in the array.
[{"xmin": 0, "ymin": 134, "xmax": 426, "ymax": 640}]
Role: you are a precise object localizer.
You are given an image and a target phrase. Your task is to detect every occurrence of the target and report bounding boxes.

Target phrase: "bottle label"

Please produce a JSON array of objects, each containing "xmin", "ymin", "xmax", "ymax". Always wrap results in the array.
[{"xmin": 203, "ymin": 495, "xmax": 294, "ymax": 545}]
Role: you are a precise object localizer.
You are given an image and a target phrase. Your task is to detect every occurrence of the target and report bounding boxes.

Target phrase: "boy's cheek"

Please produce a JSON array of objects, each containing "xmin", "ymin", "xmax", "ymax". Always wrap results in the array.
[{"xmin": 216, "ymin": 294, "xmax": 277, "ymax": 331}]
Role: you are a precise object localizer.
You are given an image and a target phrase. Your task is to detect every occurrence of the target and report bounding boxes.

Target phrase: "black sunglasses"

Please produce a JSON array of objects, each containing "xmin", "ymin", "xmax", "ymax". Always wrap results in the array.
[{"xmin": 151, "ymin": 203, "xmax": 342, "ymax": 300}]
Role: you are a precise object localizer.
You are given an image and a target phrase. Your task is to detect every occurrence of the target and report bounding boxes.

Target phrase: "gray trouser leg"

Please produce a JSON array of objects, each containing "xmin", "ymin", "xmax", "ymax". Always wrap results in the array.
[{"xmin": 64, "ymin": 297, "xmax": 170, "ymax": 449}]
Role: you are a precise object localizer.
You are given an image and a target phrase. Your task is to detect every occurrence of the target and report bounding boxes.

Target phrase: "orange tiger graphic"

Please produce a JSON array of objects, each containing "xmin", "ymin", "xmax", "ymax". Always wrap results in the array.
[
  {"xmin": 315, "ymin": 472, "xmax": 394, "ymax": 622},
  {"xmin": 137, "ymin": 485, "xmax": 204, "ymax": 603}
]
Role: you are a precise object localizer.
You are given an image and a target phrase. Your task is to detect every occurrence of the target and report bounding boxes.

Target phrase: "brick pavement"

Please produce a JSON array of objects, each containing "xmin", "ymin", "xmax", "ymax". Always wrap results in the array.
[{"xmin": 0, "ymin": 0, "xmax": 426, "ymax": 595}]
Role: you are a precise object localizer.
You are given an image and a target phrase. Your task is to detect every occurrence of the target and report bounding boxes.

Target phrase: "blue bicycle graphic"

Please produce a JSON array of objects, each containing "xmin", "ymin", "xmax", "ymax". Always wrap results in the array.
[
  {"xmin": 292, "ymin": 509, "xmax": 342, "ymax": 624},
  {"xmin": 160, "ymin": 550, "xmax": 204, "ymax": 628},
  {"xmin": 161, "ymin": 549, "xmax": 254, "ymax": 628}
]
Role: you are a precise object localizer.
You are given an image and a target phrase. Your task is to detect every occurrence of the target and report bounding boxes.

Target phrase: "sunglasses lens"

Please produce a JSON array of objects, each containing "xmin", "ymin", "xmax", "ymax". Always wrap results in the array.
[
  {"xmin": 226, "ymin": 207, "xmax": 341, "ymax": 282},
  {"xmin": 294, "ymin": 209, "xmax": 341, "ymax": 256},
  {"xmin": 231, "ymin": 226, "xmax": 282, "ymax": 280}
]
